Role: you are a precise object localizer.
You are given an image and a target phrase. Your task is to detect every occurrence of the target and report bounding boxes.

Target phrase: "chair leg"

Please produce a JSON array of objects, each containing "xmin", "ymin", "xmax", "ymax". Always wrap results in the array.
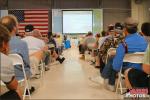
[
  {"xmin": 23, "ymin": 86, "xmax": 31, "ymax": 100},
  {"xmin": 24, "ymin": 79, "xmax": 31, "ymax": 99},
  {"xmin": 116, "ymin": 73, "xmax": 121, "ymax": 94},
  {"xmin": 120, "ymin": 78, "xmax": 123, "ymax": 94},
  {"xmin": 39, "ymin": 61, "xmax": 45, "ymax": 86},
  {"xmin": 23, "ymin": 88, "xmax": 26, "ymax": 100},
  {"xmin": 27, "ymin": 86, "xmax": 31, "ymax": 99}
]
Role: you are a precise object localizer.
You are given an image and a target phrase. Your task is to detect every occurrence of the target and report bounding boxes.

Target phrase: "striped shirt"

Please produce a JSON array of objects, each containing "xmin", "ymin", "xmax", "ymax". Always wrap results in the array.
[{"xmin": 0, "ymin": 53, "xmax": 15, "ymax": 83}]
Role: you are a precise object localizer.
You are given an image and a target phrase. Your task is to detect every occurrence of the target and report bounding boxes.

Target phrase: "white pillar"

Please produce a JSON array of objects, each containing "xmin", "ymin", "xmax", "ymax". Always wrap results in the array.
[{"xmin": 131, "ymin": 0, "xmax": 150, "ymax": 30}]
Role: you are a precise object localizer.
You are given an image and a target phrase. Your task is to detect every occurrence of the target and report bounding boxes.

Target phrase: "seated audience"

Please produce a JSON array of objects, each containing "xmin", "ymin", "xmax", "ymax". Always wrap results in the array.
[
  {"xmin": 95, "ymin": 33, "xmax": 101, "ymax": 48},
  {"xmin": 53, "ymin": 34, "xmax": 59, "ymax": 54},
  {"xmin": 141, "ymin": 22, "xmax": 150, "ymax": 42},
  {"xmin": 78, "ymin": 35, "xmax": 85, "ymax": 54},
  {"xmin": 99, "ymin": 23, "xmax": 124, "ymax": 72},
  {"xmin": 84, "ymin": 31, "xmax": 96, "ymax": 50},
  {"xmin": 0, "ymin": 15, "xmax": 31, "ymax": 81},
  {"xmin": 31, "ymin": 29, "xmax": 50, "ymax": 71},
  {"xmin": 124, "ymin": 22, "xmax": 150, "ymax": 94},
  {"xmin": 89, "ymin": 23, "xmax": 124, "ymax": 85},
  {"xmin": 94, "ymin": 31, "xmax": 107, "ymax": 68},
  {"xmin": 56, "ymin": 34, "xmax": 63, "ymax": 55},
  {"xmin": 16, "ymin": 32, "xmax": 25, "ymax": 39},
  {"xmin": 48, "ymin": 32, "xmax": 65, "ymax": 63},
  {"xmin": 112, "ymin": 17, "xmax": 148, "ymax": 91},
  {"xmin": 98, "ymin": 31, "xmax": 107, "ymax": 50},
  {"xmin": 0, "ymin": 23, "xmax": 22, "ymax": 100},
  {"xmin": 92, "ymin": 33, "xmax": 100, "ymax": 67},
  {"xmin": 23, "ymin": 24, "xmax": 50, "ymax": 75},
  {"xmin": 80, "ymin": 31, "xmax": 96, "ymax": 59}
]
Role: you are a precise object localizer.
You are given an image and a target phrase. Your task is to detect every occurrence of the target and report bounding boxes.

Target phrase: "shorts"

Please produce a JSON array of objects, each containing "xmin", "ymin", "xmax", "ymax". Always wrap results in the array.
[{"xmin": 128, "ymin": 68, "xmax": 150, "ymax": 94}]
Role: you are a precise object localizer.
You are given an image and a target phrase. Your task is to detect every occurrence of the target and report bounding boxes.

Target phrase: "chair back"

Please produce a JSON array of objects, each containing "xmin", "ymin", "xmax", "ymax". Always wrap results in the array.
[
  {"xmin": 9, "ymin": 54, "xmax": 24, "ymax": 66},
  {"xmin": 116, "ymin": 52, "xmax": 145, "ymax": 94},
  {"xmin": 0, "ymin": 54, "xmax": 25, "ymax": 94},
  {"xmin": 107, "ymin": 48, "xmax": 116, "ymax": 56},
  {"xmin": 8, "ymin": 54, "xmax": 27, "ymax": 81},
  {"xmin": 123, "ymin": 52, "xmax": 145, "ymax": 63},
  {"xmin": 6, "ymin": 54, "xmax": 31, "ymax": 99},
  {"xmin": 105, "ymin": 48, "xmax": 116, "ymax": 64}
]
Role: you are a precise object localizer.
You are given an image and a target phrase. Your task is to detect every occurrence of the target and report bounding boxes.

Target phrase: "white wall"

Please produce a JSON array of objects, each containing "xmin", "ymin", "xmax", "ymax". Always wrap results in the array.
[
  {"xmin": 0, "ymin": 10, "xmax": 8, "ymax": 18},
  {"xmin": 131, "ymin": 0, "xmax": 150, "ymax": 30},
  {"xmin": 102, "ymin": 0, "xmax": 131, "ymax": 30}
]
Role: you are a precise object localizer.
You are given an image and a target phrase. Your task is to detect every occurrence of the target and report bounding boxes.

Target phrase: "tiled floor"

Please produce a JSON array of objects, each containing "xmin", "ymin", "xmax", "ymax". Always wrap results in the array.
[{"xmin": 31, "ymin": 47, "xmax": 121, "ymax": 99}]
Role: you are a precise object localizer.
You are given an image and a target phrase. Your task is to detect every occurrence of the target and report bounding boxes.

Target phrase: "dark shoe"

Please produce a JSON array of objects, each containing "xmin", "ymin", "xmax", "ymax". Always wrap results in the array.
[
  {"xmin": 95, "ymin": 66, "xmax": 100, "ymax": 68},
  {"xmin": 122, "ymin": 89, "xmax": 130, "ymax": 95},
  {"xmin": 25, "ymin": 86, "xmax": 35, "ymax": 95},
  {"xmin": 59, "ymin": 57, "xmax": 65, "ymax": 64},
  {"xmin": 45, "ymin": 67, "xmax": 50, "ymax": 71}
]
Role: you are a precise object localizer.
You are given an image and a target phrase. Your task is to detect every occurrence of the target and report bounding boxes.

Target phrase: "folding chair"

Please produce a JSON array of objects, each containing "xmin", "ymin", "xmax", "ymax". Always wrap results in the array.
[
  {"xmin": 116, "ymin": 52, "xmax": 145, "ymax": 94},
  {"xmin": 38, "ymin": 60, "xmax": 45, "ymax": 79},
  {"xmin": 0, "ymin": 80, "xmax": 6, "ymax": 93},
  {"xmin": 33, "ymin": 60, "xmax": 45, "ymax": 86},
  {"xmin": 9, "ymin": 54, "xmax": 31, "ymax": 100},
  {"xmin": 105, "ymin": 48, "xmax": 116, "ymax": 64}
]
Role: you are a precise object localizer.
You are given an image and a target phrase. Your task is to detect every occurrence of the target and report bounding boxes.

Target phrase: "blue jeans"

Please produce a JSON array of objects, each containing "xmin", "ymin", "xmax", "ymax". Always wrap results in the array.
[
  {"xmin": 101, "ymin": 56, "xmax": 117, "ymax": 85},
  {"xmin": 14, "ymin": 65, "xmax": 31, "ymax": 80},
  {"xmin": 43, "ymin": 51, "xmax": 50, "ymax": 66}
]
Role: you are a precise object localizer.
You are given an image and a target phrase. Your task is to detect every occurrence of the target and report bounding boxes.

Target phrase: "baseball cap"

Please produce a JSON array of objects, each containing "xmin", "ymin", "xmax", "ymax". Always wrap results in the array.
[
  {"xmin": 115, "ymin": 22, "xmax": 123, "ymax": 30},
  {"xmin": 25, "ymin": 24, "xmax": 34, "ymax": 32}
]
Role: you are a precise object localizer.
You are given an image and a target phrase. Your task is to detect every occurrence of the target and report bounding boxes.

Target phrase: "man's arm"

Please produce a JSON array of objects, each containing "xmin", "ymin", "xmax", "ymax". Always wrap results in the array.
[
  {"xmin": 17, "ymin": 41, "xmax": 30, "ymax": 66},
  {"xmin": 1, "ymin": 55, "xmax": 22, "ymax": 99},
  {"xmin": 5, "ymin": 77, "xmax": 22, "ymax": 100},
  {"xmin": 142, "ymin": 64, "xmax": 150, "ymax": 74},
  {"xmin": 113, "ymin": 43, "xmax": 125, "ymax": 71}
]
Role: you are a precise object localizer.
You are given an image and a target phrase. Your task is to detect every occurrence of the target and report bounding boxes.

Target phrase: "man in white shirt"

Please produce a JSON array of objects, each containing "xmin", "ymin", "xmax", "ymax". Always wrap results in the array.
[
  {"xmin": 22, "ymin": 25, "xmax": 49, "ymax": 76},
  {"xmin": 22, "ymin": 35, "xmax": 46, "ymax": 54}
]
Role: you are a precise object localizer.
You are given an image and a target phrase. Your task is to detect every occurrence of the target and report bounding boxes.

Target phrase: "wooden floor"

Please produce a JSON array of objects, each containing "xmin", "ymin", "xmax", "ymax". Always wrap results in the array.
[{"xmin": 31, "ymin": 47, "xmax": 121, "ymax": 99}]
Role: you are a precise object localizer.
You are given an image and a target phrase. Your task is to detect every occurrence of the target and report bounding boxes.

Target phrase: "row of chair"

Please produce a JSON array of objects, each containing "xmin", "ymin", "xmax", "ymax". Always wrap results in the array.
[
  {"xmin": 105, "ymin": 48, "xmax": 145, "ymax": 94},
  {"xmin": 85, "ymin": 47, "xmax": 145, "ymax": 94},
  {"xmin": 1, "ymin": 54, "xmax": 46, "ymax": 100},
  {"xmin": 116, "ymin": 52, "xmax": 145, "ymax": 94}
]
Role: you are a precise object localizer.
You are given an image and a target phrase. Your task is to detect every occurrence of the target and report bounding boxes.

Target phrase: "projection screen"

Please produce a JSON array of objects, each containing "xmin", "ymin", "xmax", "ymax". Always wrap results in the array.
[{"xmin": 63, "ymin": 11, "xmax": 93, "ymax": 34}]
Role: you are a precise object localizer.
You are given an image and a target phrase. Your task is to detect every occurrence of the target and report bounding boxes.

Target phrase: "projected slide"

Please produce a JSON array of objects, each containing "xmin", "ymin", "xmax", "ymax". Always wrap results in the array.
[{"xmin": 63, "ymin": 11, "xmax": 93, "ymax": 34}]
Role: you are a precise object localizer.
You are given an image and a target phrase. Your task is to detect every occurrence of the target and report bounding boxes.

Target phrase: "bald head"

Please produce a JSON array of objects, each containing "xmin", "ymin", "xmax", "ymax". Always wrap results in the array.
[
  {"xmin": 32, "ymin": 29, "xmax": 42, "ymax": 38},
  {"xmin": 0, "ymin": 15, "xmax": 18, "ymax": 34}
]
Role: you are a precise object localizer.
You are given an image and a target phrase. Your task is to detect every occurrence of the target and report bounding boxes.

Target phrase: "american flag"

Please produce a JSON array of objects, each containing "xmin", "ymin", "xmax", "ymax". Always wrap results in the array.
[{"xmin": 9, "ymin": 10, "xmax": 49, "ymax": 36}]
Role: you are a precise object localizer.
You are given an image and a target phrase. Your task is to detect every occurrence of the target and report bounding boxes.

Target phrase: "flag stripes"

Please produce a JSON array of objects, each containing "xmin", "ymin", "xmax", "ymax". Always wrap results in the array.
[{"xmin": 9, "ymin": 10, "xmax": 49, "ymax": 35}]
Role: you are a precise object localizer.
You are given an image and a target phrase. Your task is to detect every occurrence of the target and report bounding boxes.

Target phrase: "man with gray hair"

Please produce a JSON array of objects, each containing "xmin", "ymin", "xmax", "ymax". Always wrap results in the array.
[
  {"xmin": 0, "ymin": 15, "xmax": 35, "ymax": 94},
  {"xmin": 0, "ymin": 15, "xmax": 31, "ymax": 81}
]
